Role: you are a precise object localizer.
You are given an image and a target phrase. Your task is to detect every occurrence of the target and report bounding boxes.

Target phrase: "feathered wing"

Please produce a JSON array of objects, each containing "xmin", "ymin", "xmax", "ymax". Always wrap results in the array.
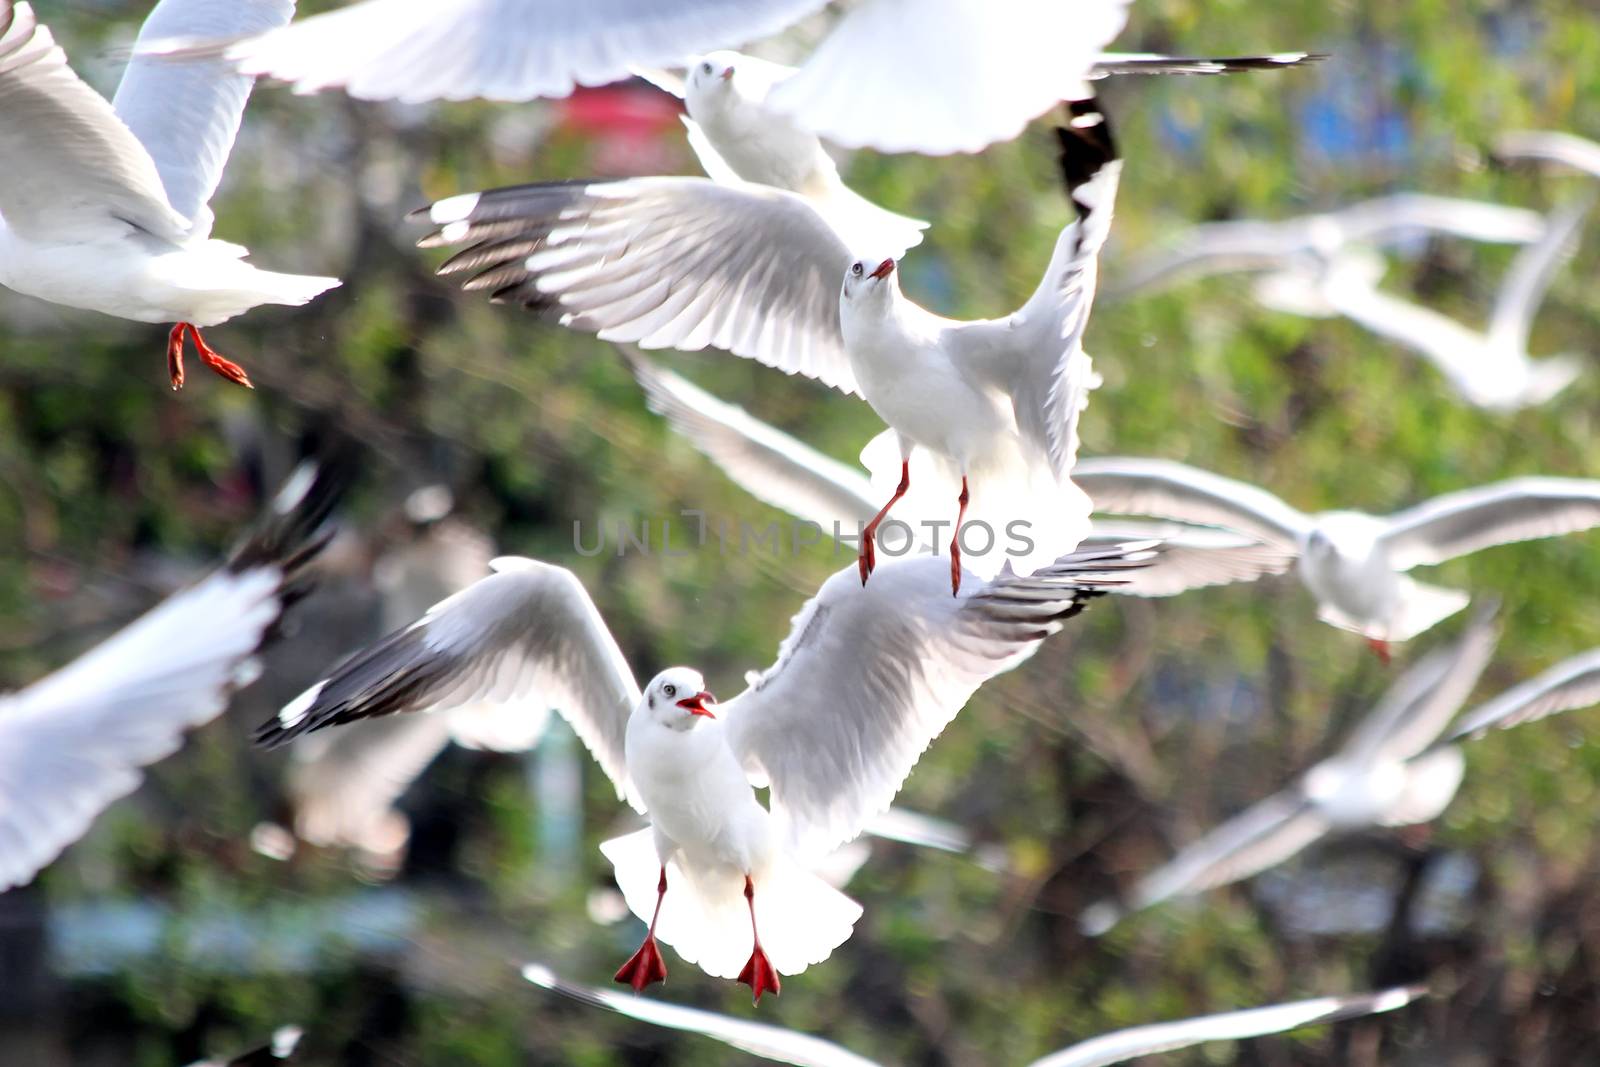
[
  {"xmin": 1025, "ymin": 987, "xmax": 1423, "ymax": 1067},
  {"xmin": 1486, "ymin": 192, "xmax": 1593, "ymax": 348},
  {"xmin": 1496, "ymin": 130, "xmax": 1600, "ymax": 179},
  {"xmin": 522, "ymin": 962, "xmax": 880, "ymax": 1067},
  {"xmin": 257, "ymin": 557, "xmax": 644, "ymax": 811},
  {"xmin": 0, "ymin": 1, "xmax": 188, "ymax": 243},
  {"xmin": 224, "ymin": 0, "xmax": 827, "ymax": 103},
  {"xmin": 288, "ymin": 711, "xmax": 456, "ymax": 851},
  {"xmin": 1379, "ymin": 477, "xmax": 1600, "ymax": 571},
  {"xmin": 112, "ymin": 0, "xmax": 295, "ymax": 237},
  {"xmin": 1338, "ymin": 602, "xmax": 1499, "ymax": 766},
  {"xmin": 415, "ymin": 177, "xmax": 859, "ymax": 394},
  {"xmin": 1079, "ymin": 789, "xmax": 1329, "ymax": 936},
  {"xmin": 1330, "ymin": 193, "xmax": 1544, "ymax": 246},
  {"xmin": 767, "ymin": 0, "xmax": 1131, "ymax": 154},
  {"xmin": 0, "ymin": 461, "xmax": 339, "ymax": 891},
  {"xmin": 622, "ymin": 346, "xmax": 879, "ymax": 529},
  {"xmin": 1078, "ymin": 522, "xmax": 1297, "ymax": 597},
  {"xmin": 1073, "ymin": 457, "xmax": 1313, "ymax": 550},
  {"xmin": 1443, "ymin": 647, "xmax": 1600, "ymax": 744},
  {"xmin": 724, "ymin": 542, "xmax": 1155, "ymax": 860}
]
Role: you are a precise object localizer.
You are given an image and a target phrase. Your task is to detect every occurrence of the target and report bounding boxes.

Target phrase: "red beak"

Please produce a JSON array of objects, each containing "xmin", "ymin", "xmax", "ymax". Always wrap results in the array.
[
  {"xmin": 869, "ymin": 257, "xmax": 895, "ymax": 280},
  {"xmin": 676, "ymin": 690, "xmax": 718, "ymax": 718},
  {"xmin": 720, "ymin": 66, "xmax": 734, "ymax": 81}
]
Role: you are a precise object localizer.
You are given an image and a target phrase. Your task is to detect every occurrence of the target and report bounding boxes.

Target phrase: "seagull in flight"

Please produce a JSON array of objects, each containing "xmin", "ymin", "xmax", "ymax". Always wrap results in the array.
[
  {"xmin": 0, "ymin": 0, "xmax": 340, "ymax": 390},
  {"xmin": 0, "ymin": 461, "xmax": 340, "ymax": 893},
  {"xmin": 1107, "ymin": 193, "xmax": 1545, "ymax": 299},
  {"xmin": 623, "ymin": 345, "xmax": 1297, "ymax": 596},
  {"xmin": 417, "ymin": 95, "xmax": 1124, "ymax": 593},
  {"xmin": 200, "ymin": 0, "xmax": 1314, "ymax": 154},
  {"xmin": 256, "ymin": 542, "xmax": 1154, "ymax": 1000},
  {"xmin": 522, "ymin": 961, "xmax": 1421, "ymax": 1067},
  {"xmin": 1072, "ymin": 456, "xmax": 1600, "ymax": 656},
  {"xmin": 1080, "ymin": 605, "xmax": 1503, "ymax": 935}
]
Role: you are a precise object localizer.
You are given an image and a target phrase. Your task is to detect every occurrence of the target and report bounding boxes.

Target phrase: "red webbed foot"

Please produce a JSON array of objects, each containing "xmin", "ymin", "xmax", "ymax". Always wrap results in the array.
[
  {"xmin": 185, "ymin": 324, "xmax": 254, "ymax": 388},
  {"xmin": 737, "ymin": 944, "xmax": 781, "ymax": 1004},
  {"xmin": 613, "ymin": 936, "xmax": 668, "ymax": 993},
  {"xmin": 166, "ymin": 323, "xmax": 187, "ymax": 390},
  {"xmin": 857, "ymin": 530, "xmax": 877, "ymax": 585},
  {"xmin": 1367, "ymin": 637, "xmax": 1392, "ymax": 665}
]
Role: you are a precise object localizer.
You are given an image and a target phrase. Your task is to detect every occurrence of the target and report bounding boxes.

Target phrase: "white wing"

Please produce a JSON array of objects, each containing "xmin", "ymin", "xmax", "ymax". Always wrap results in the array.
[
  {"xmin": 0, "ymin": 462, "xmax": 337, "ymax": 891},
  {"xmin": 522, "ymin": 963, "xmax": 879, "ymax": 1067},
  {"xmin": 1026, "ymin": 986, "xmax": 1423, "ymax": 1067},
  {"xmin": 724, "ymin": 542, "xmax": 1154, "ymax": 859},
  {"xmin": 1330, "ymin": 193, "xmax": 1545, "ymax": 246},
  {"xmin": 0, "ymin": 1, "xmax": 187, "ymax": 243},
  {"xmin": 1379, "ymin": 477, "xmax": 1600, "ymax": 570},
  {"xmin": 1486, "ymin": 193, "xmax": 1592, "ymax": 348},
  {"xmin": 1339, "ymin": 602, "xmax": 1499, "ymax": 766},
  {"xmin": 623, "ymin": 346, "xmax": 878, "ymax": 528},
  {"xmin": 288, "ymin": 711, "xmax": 455, "ymax": 850},
  {"xmin": 1496, "ymin": 130, "xmax": 1600, "ymax": 179},
  {"xmin": 954, "ymin": 101, "xmax": 1120, "ymax": 482},
  {"xmin": 258, "ymin": 557, "xmax": 644, "ymax": 811},
  {"xmin": 1079, "ymin": 521, "xmax": 1297, "ymax": 597},
  {"xmin": 1073, "ymin": 457, "xmax": 1312, "ymax": 550},
  {"xmin": 225, "ymin": 0, "xmax": 827, "ymax": 103},
  {"xmin": 1079, "ymin": 789, "xmax": 1329, "ymax": 936},
  {"xmin": 1444, "ymin": 647, "xmax": 1600, "ymax": 743},
  {"xmin": 416, "ymin": 178, "xmax": 858, "ymax": 394},
  {"xmin": 767, "ymin": 0, "xmax": 1132, "ymax": 154},
  {"xmin": 112, "ymin": 0, "xmax": 294, "ymax": 237}
]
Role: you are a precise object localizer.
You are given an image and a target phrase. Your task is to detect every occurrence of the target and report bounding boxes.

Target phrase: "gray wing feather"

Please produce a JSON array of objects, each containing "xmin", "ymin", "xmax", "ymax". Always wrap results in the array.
[{"xmin": 1381, "ymin": 477, "xmax": 1600, "ymax": 571}]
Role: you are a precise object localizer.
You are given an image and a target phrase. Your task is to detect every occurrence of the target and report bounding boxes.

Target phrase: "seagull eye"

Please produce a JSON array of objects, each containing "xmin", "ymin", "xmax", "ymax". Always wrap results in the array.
[
  {"xmin": 700, "ymin": 61, "xmax": 713, "ymax": 76},
  {"xmin": 664, "ymin": 684, "xmax": 677, "ymax": 697},
  {"xmin": 850, "ymin": 262, "xmax": 863, "ymax": 277}
]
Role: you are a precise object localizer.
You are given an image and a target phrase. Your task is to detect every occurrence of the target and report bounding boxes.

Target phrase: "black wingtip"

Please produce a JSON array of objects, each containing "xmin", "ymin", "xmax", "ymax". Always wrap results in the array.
[{"xmin": 1056, "ymin": 96, "xmax": 1119, "ymax": 216}]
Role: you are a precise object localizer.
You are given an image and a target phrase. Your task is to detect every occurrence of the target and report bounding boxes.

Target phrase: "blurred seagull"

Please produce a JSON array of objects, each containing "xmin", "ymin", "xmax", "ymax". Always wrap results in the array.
[
  {"xmin": 0, "ymin": 462, "xmax": 340, "ymax": 892},
  {"xmin": 522, "ymin": 961, "xmax": 1421, "ymax": 1067},
  {"xmin": 257, "ymin": 542, "xmax": 1154, "ymax": 1000},
  {"xmin": 623, "ymin": 345, "xmax": 1297, "ymax": 596},
  {"xmin": 1282, "ymin": 196, "xmax": 1593, "ymax": 411},
  {"xmin": 195, "ymin": 0, "xmax": 1314, "ymax": 154},
  {"xmin": 1073, "ymin": 456, "xmax": 1600, "ymax": 655},
  {"xmin": 1495, "ymin": 130, "xmax": 1600, "ymax": 179},
  {"xmin": 1080, "ymin": 606, "xmax": 1501, "ymax": 936},
  {"xmin": 187, "ymin": 1025, "xmax": 304, "ymax": 1066},
  {"xmin": 1109, "ymin": 193, "xmax": 1546, "ymax": 298},
  {"xmin": 0, "ymin": 1, "xmax": 340, "ymax": 390},
  {"xmin": 418, "ymin": 96, "xmax": 1125, "ymax": 592}
]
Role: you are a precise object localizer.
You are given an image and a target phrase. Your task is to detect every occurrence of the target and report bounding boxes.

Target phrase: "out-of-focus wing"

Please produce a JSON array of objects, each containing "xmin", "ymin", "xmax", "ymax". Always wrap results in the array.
[
  {"xmin": 1442, "ymin": 647, "xmax": 1600, "ymax": 744},
  {"xmin": 257, "ymin": 557, "xmax": 644, "ymax": 812},
  {"xmin": 414, "ymin": 178, "xmax": 858, "ymax": 394},
  {"xmin": 1080, "ymin": 520, "xmax": 1296, "ymax": 597},
  {"xmin": 1496, "ymin": 130, "xmax": 1600, "ymax": 179},
  {"xmin": 1074, "ymin": 457, "xmax": 1312, "ymax": 550},
  {"xmin": 1380, "ymin": 477, "xmax": 1600, "ymax": 571},
  {"xmin": 1486, "ymin": 193, "xmax": 1592, "ymax": 348}
]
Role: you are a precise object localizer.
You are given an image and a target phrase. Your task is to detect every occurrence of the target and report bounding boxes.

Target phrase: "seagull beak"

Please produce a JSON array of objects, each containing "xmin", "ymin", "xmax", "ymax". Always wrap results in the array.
[
  {"xmin": 676, "ymin": 691, "xmax": 718, "ymax": 718},
  {"xmin": 720, "ymin": 66, "xmax": 734, "ymax": 81},
  {"xmin": 869, "ymin": 258, "xmax": 895, "ymax": 280}
]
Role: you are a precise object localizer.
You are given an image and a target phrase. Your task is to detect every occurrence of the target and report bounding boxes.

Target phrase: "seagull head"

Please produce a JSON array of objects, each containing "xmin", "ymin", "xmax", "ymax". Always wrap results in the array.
[
  {"xmin": 686, "ymin": 51, "xmax": 741, "ymax": 104},
  {"xmin": 644, "ymin": 667, "xmax": 718, "ymax": 728},
  {"xmin": 840, "ymin": 257, "xmax": 899, "ymax": 307}
]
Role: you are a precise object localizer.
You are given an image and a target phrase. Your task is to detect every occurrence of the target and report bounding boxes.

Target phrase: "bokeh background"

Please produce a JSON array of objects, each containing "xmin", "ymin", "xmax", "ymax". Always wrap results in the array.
[{"xmin": 4, "ymin": 1, "xmax": 1600, "ymax": 1064}]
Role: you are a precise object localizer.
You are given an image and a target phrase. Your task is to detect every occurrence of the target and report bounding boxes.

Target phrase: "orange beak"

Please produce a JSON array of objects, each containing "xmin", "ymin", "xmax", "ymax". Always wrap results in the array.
[
  {"xmin": 720, "ymin": 67, "xmax": 734, "ymax": 81},
  {"xmin": 869, "ymin": 257, "xmax": 895, "ymax": 280},
  {"xmin": 676, "ymin": 690, "xmax": 718, "ymax": 718}
]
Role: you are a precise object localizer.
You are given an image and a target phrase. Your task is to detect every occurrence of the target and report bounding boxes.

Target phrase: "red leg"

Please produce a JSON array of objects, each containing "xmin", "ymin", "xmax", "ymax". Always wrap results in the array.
[
  {"xmin": 1367, "ymin": 637, "xmax": 1392, "ymax": 665},
  {"xmin": 859, "ymin": 459, "xmax": 910, "ymax": 586},
  {"xmin": 736, "ymin": 874, "xmax": 780, "ymax": 1004},
  {"xmin": 166, "ymin": 324, "xmax": 187, "ymax": 390},
  {"xmin": 184, "ymin": 324, "xmax": 254, "ymax": 389},
  {"xmin": 949, "ymin": 476, "xmax": 970, "ymax": 596},
  {"xmin": 614, "ymin": 865, "xmax": 669, "ymax": 993}
]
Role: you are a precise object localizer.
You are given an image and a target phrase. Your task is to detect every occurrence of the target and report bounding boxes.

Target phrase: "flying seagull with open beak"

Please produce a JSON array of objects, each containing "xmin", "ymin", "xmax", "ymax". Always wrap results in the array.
[
  {"xmin": 415, "ymin": 95, "xmax": 1124, "ymax": 593},
  {"xmin": 0, "ymin": 1, "xmax": 340, "ymax": 390},
  {"xmin": 0, "ymin": 461, "xmax": 341, "ymax": 892},
  {"xmin": 1073, "ymin": 456, "xmax": 1600, "ymax": 657},
  {"xmin": 257, "ymin": 541, "xmax": 1155, "ymax": 1001}
]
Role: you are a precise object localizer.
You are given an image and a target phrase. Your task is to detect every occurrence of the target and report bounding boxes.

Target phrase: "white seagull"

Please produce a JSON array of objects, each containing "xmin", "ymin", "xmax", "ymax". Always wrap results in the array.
[
  {"xmin": 0, "ymin": 0, "xmax": 340, "ymax": 390},
  {"xmin": 1072, "ymin": 456, "xmax": 1600, "ymax": 656},
  {"xmin": 1080, "ymin": 605, "xmax": 1502, "ymax": 935},
  {"xmin": 623, "ymin": 345, "xmax": 1297, "ymax": 595},
  {"xmin": 1108, "ymin": 192, "xmax": 1546, "ymax": 299},
  {"xmin": 418, "ymin": 96, "xmax": 1125, "ymax": 591},
  {"xmin": 202, "ymin": 0, "xmax": 1313, "ymax": 154},
  {"xmin": 257, "ymin": 541, "xmax": 1154, "ymax": 1000},
  {"xmin": 0, "ymin": 462, "xmax": 340, "ymax": 892},
  {"xmin": 1284, "ymin": 197, "xmax": 1592, "ymax": 411},
  {"xmin": 522, "ymin": 961, "xmax": 1421, "ymax": 1067}
]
